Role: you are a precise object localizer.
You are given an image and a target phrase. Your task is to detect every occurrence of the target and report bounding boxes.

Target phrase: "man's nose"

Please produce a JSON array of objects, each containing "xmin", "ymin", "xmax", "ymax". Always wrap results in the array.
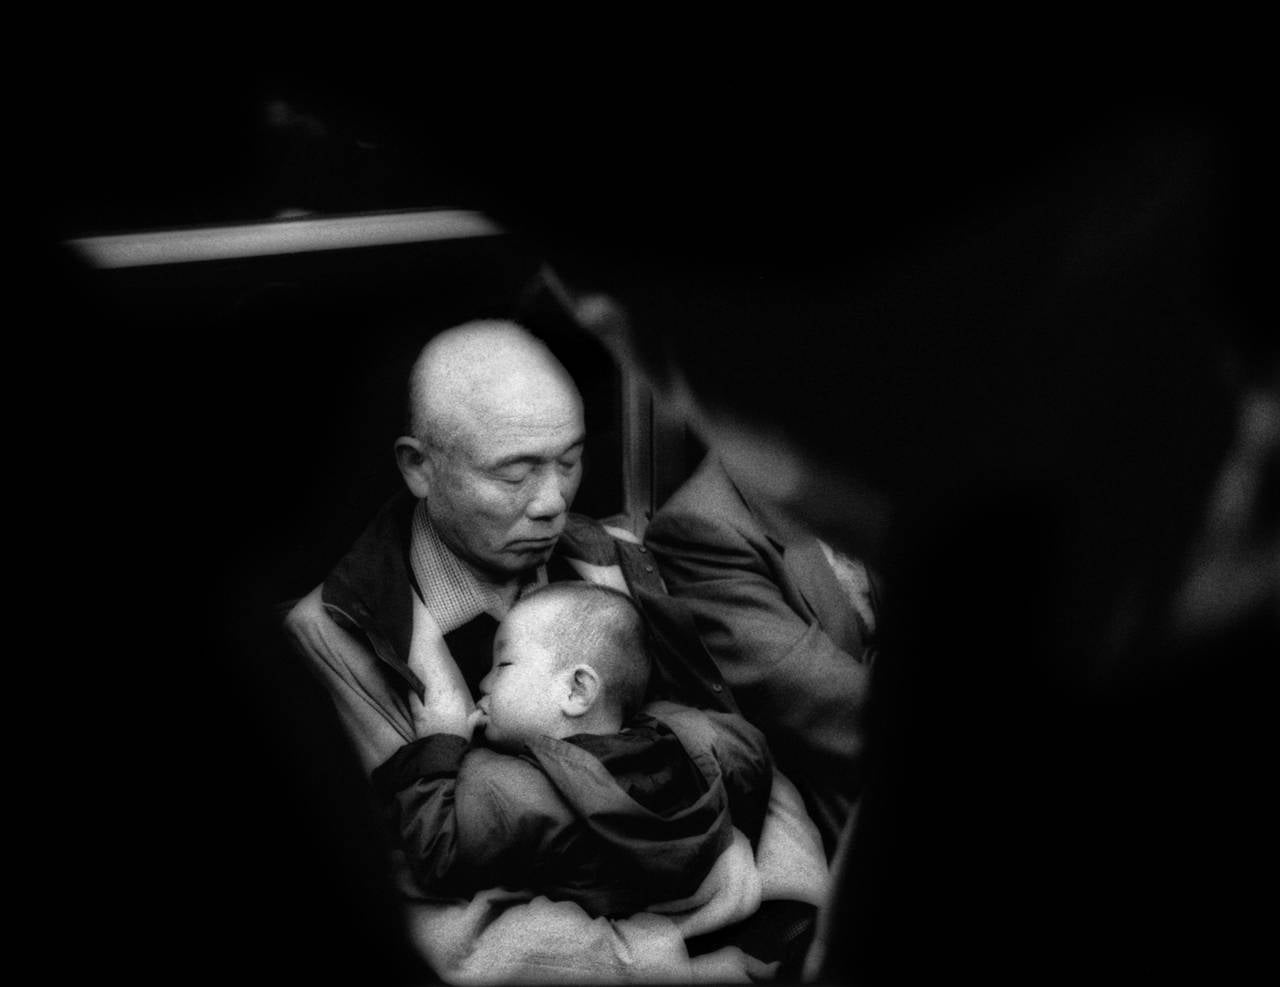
[
  {"xmin": 478, "ymin": 670, "xmax": 493, "ymax": 694},
  {"xmin": 525, "ymin": 467, "xmax": 569, "ymax": 520}
]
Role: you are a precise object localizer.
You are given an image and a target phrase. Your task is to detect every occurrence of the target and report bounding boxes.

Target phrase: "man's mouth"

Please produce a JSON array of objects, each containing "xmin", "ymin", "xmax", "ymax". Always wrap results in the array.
[{"xmin": 509, "ymin": 536, "xmax": 558, "ymax": 550}]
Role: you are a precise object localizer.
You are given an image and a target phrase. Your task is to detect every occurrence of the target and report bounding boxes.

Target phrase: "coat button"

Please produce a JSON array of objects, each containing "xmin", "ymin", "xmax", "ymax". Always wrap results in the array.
[
  {"xmin": 644, "ymin": 564, "xmax": 653, "ymax": 573},
  {"xmin": 638, "ymin": 546, "xmax": 648, "ymax": 553}
]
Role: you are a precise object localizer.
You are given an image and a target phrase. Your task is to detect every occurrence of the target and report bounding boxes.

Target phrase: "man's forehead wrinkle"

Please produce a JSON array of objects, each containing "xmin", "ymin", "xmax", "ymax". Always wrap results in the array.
[
  {"xmin": 482, "ymin": 405, "xmax": 585, "ymax": 439},
  {"xmin": 457, "ymin": 380, "xmax": 584, "ymax": 460},
  {"xmin": 428, "ymin": 359, "xmax": 580, "ymax": 434}
]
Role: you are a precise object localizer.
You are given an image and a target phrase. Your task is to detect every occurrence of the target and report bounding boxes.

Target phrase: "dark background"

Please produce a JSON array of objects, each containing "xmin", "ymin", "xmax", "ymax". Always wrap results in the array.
[{"xmin": 22, "ymin": 56, "xmax": 1271, "ymax": 983}]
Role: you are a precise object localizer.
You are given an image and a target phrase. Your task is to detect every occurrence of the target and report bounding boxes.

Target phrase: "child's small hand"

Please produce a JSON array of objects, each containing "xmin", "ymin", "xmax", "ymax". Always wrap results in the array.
[
  {"xmin": 409, "ymin": 686, "xmax": 480, "ymax": 742},
  {"xmin": 407, "ymin": 592, "xmax": 482, "ymax": 740}
]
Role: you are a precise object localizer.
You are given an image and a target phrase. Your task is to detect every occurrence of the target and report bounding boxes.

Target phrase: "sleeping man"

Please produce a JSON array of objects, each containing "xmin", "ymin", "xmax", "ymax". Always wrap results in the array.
[{"xmin": 284, "ymin": 319, "xmax": 829, "ymax": 981}]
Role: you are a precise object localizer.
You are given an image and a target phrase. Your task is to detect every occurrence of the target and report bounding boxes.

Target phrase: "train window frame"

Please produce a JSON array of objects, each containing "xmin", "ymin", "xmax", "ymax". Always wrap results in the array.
[{"xmin": 65, "ymin": 208, "xmax": 690, "ymax": 603}]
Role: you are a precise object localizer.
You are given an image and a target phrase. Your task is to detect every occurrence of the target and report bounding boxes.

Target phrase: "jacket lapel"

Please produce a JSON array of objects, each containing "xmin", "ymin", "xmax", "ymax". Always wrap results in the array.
[
  {"xmin": 322, "ymin": 488, "xmax": 418, "ymax": 676},
  {"xmin": 782, "ymin": 537, "xmax": 864, "ymax": 657},
  {"xmin": 727, "ymin": 466, "xmax": 865, "ymax": 658}
]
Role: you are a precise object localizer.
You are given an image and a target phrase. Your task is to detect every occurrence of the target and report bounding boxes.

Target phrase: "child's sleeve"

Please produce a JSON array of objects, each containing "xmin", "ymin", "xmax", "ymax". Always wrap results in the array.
[
  {"xmin": 371, "ymin": 733, "xmax": 474, "ymax": 892},
  {"xmin": 372, "ymin": 739, "xmax": 553, "ymax": 897}
]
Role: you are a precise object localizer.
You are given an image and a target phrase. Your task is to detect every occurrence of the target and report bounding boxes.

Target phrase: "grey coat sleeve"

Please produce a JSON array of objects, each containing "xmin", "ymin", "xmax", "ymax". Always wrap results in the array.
[{"xmin": 646, "ymin": 500, "xmax": 872, "ymax": 849}]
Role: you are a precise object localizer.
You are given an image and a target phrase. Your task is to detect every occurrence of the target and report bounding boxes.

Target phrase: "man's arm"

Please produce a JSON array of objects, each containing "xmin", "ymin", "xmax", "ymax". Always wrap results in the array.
[{"xmin": 646, "ymin": 502, "xmax": 872, "ymax": 845}]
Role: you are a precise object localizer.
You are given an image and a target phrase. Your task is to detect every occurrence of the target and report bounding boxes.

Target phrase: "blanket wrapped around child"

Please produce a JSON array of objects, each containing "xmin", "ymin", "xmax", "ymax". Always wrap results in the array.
[
  {"xmin": 399, "ymin": 768, "xmax": 830, "ymax": 983},
  {"xmin": 286, "ymin": 508, "xmax": 833, "ymax": 982}
]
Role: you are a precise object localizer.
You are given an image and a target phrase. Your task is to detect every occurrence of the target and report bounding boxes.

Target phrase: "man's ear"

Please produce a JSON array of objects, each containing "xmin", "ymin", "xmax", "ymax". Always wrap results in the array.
[
  {"xmin": 394, "ymin": 436, "xmax": 432, "ymax": 499},
  {"xmin": 561, "ymin": 664, "xmax": 601, "ymax": 718}
]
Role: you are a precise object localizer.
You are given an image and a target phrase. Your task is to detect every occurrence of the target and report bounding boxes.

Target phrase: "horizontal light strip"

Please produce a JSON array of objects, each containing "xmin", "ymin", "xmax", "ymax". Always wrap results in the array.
[{"xmin": 67, "ymin": 210, "xmax": 504, "ymax": 269}]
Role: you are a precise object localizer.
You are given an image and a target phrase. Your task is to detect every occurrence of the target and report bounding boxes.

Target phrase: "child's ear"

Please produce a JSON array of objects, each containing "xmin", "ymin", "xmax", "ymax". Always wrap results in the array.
[{"xmin": 562, "ymin": 665, "xmax": 601, "ymax": 718}]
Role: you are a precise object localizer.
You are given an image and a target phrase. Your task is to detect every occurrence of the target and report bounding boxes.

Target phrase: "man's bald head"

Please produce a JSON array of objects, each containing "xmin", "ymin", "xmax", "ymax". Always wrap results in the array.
[{"xmin": 406, "ymin": 321, "xmax": 581, "ymax": 454}]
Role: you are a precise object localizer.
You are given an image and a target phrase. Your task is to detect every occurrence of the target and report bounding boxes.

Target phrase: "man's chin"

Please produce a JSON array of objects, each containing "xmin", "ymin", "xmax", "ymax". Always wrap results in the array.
[{"xmin": 471, "ymin": 544, "xmax": 555, "ymax": 582}]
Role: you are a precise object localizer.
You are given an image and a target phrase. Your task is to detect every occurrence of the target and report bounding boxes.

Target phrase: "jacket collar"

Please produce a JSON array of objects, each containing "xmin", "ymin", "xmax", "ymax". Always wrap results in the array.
[
  {"xmin": 321, "ymin": 488, "xmax": 419, "ymax": 668},
  {"xmin": 321, "ymin": 489, "xmax": 604, "ymax": 667}
]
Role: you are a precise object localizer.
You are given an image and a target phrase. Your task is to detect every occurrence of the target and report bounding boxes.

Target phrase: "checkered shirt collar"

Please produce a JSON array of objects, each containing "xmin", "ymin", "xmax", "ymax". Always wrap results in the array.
[{"xmin": 409, "ymin": 499, "xmax": 547, "ymax": 633}]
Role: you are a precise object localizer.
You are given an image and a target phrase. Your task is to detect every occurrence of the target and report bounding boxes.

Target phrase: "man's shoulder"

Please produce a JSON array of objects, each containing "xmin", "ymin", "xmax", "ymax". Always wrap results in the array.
[
  {"xmin": 662, "ymin": 455, "xmax": 738, "ymax": 511},
  {"xmin": 646, "ymin": 456, "xmax": 761, "ymax": 548}
]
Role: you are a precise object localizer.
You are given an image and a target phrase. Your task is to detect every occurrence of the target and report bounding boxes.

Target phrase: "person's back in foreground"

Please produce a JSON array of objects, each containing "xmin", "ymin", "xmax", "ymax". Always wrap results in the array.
[{"xmin": 372, "ymin": 581, "xmax": 774, "ymax": 918}]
